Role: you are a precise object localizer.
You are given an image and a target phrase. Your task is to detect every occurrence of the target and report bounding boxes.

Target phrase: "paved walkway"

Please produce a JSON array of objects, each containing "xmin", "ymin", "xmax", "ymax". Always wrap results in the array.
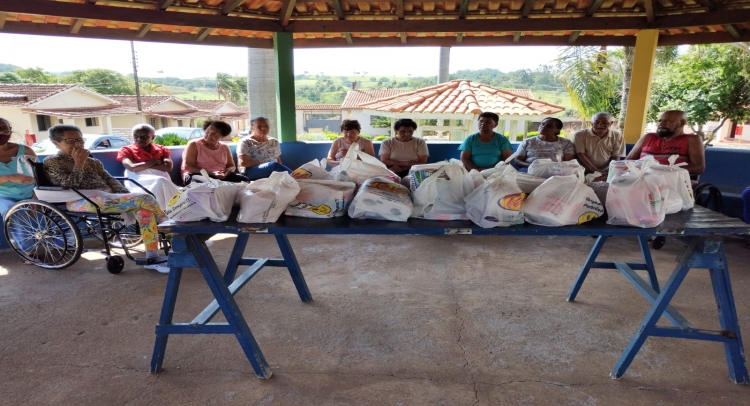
[{"xmin": 2, "ymin": 234, "xmax": 750, "ymax": 405}]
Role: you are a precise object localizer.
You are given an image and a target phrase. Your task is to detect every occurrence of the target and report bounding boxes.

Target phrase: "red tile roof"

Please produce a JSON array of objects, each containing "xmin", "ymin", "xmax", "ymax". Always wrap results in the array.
[
  {"xmin": 296, "ymin": 104, "xmax": 342, "ymax": 110},
  {"xmin": 340, "ymin": 89, "xmax": 412, "ymax": 110},
  {"xmin": 0, "ymin": 84, "xmax": 76, "ymax": 106},
  {"xmin": 359, "ymin": 80, "xmax": 564, "ymax": 116},
  {"xmin": 28, "ymin": 106, "xmax": 139, "ymax": 118},
  {"xmin": 108, "ymin": 95, "xmax": 197, "ymax": 111}
]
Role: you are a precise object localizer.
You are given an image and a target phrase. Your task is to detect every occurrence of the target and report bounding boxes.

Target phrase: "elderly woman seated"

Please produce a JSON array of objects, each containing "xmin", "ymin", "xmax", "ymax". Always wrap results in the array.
[
  {"xmin": 327, "ymin": 119, "xmax": 376, "ymax": 166},
  {"xmin": 182, "ymin": 120, "xmax": 249, "ymax": 185},
  {"xmin": 117, "ymin": 123, "xmax": 181, "ymax": 209},
  {"xmin": 43, "ymin": 124, "xmax": 170, "ymax": 273},
  {"xmin": 514, "ymin": 117, "xmax": 575, "ymax": 172},
  {"xmin": 238, "ymin": 116, "xmax": 292, "ymax": 180},
  {"xmin": 0, "ymin": 117, "xmax": 37, "ymax": 248},
  {"xmin": 379, "ymin": 118, "xmax": 429, "ymax": 186},
  {"xmin": 459, "ymin": 112, "xmax": 513, "ymax": 171}
]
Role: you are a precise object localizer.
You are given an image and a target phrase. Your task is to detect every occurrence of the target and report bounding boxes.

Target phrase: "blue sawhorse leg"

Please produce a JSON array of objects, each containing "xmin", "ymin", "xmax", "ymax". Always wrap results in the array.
[
  {"xmin": 150, "ymin": 251, "xmax": 184, "ymax": 374},
  {"xmin": 611, "ymin": 237, "xmax": 748, "ymax": 383},
  {"xmin": 637, "ymin": 235, "xmax": 659, "ymax": 293},
  {"xmin": 568, "ymin": 235, "xmax": 608, "ymax": 301},
  {"xmin": 275, "ymin": 234, "xmax": 313, "ymax": 302}
]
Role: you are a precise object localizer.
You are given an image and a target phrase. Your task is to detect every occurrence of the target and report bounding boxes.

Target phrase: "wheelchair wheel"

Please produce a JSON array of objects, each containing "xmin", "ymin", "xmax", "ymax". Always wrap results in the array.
[
  {"xmin": 651, "ymin": 236, "xmax": 666, "ymax": 250},
  {"xmin": 87, "ymin": 218, "xmax": 143, "ymax": 249},
  {"xmin": 106, "ymin": 255, "xmax": 125, "ymax": 274},
  {"xmin": 4, "ymin": 200, "xmax": 83, "ymax": 269}
]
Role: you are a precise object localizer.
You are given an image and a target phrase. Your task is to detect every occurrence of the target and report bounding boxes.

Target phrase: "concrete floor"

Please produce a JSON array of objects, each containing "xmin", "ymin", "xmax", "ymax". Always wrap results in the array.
[{"xmin": 1, "ymin": 233, "xmax": 750, "ymax": 405}]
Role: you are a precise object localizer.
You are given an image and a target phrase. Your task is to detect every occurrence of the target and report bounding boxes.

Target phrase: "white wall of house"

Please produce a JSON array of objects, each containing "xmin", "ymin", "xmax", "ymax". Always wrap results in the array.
[
  {"xmin": 150, "ymin": 100, "xmax": 192, "ymax": 113},
  {"xmin": 72, "ymin": 117, "xmax": 105, "ymax": 135},
  {"xmin": 343, "ymin": 110, "xmax": 391, "ymax": 136},
  {"xmin": 0, "ymin": 106, "xmax": 35, "ymax": 144},
  {"xmin": 295, "ymin": 111, "xmax": 304, "ymax": 134},
  {"xmin": 31, "ymin": 88, "xmax": 112, "ymax": 110}
]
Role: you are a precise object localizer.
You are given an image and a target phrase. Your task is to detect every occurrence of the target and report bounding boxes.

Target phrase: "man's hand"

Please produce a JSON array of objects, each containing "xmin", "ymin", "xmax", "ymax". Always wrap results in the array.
[
  {"xmin": 71, "ymin": 148, "xmax": 90, "ymax": 169},
  {"xmin": 1, "ymin": 174, "xmax": 34, "ymax": 184}
]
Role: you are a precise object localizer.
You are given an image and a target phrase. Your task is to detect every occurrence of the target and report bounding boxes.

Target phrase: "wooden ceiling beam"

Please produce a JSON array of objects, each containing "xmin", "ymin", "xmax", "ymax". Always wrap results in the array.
[
  {"xmin": 0, "ymin": 12, "xmax": 7, "ymax": 30},
  {"xmin": 196, "ymin": 27, "xmax": 212, "ymax": 41},
  {"xmin": 137, "ymin": 23, "xmax": 153, "ymax": 38},
  {"xmin": 568, "ymin": 31, "xmax": 581, "ymax": 43},
  {"xmin": 644, "ymin": 0, "xmax": 654, "ymax": 23},
  {"xmin": 279, "ymin": 0, "xmax": 296, "ymax": 27},
  {"xmin": 157, "ymin": 0, "xmax": 175, "ymax": 11},
  {"xmin": 222, "ymin": 0, "xmax": 247, "ymax": 15},
  {"xmin": 344, "ymin": 32, "xmax": 352, "ymax": 44},
  {"xmin": 331, "ymin": 0, "xmax": 345, "ymax": 20},
  {"xmin": 724, "ymin": 24, "xmax": 741, "ymax": 39},
  {"xmin": 697, "ymin": 0, "xmax": 718, "ymax": 11},
  {"xmin": 0, "ymin": 0, "xmax": 282, "ymax": 31},
  {"xmin": 292, "ymin": 35, "xmax": 638, "ymax": 47},
  {"xmin": 458, "ymin": 0, "xmax": 469, "ymax": 19},
  {"xmin": 70, "ymin": 18, "xmax": 85, "ymax": 34},
  {"xmin": 521, "ymin": 0, "xmax": 535, "ymax": 18},
  {"xmin": 1, "ymin": 20, "xmax": 274, "ymax": 48},
  {"xmin": 399, "ymin": 32, "xmax": 407, "ymax": 44},
  {"xmin": 585, "ymin": 0, "xmax": 604, "ymax": 16},
  {"xmin": 456, "ymin": 32, "xmax": 463, "ymax": 43},
  {"xmin": 513, "ymin": 32, "xmax": 521, "ymax": 42},
  {"xmin": 396, "ymin": 0, "xmax": 405, "ymax": 20},
  {"xmin": 658, "ymin": 30, "xmax": 750, "ymax": 45}
]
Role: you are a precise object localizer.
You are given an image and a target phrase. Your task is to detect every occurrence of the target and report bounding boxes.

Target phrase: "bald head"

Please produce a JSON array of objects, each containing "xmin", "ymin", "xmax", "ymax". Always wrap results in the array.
[{"xmin": 656, "ymin": 110, "xmax": 687, "ymax": 138}]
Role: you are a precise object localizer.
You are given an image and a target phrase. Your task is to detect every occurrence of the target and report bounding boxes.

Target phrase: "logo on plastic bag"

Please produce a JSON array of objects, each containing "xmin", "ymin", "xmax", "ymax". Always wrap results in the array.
[
  {"xmin": 291, "ymin": 168, "xmax": 312, "ymax": 179},
  {"xmin": 577, "ymin": 212, "xmax": 600, "ymax": 224},
  {"xmin": 498, "ymin": 193, "xmax": 525, "ymax": 211}
]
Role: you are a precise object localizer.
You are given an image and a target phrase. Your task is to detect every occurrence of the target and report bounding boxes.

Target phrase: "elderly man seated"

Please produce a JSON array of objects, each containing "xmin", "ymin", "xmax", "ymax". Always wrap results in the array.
[
  {"xmin": 572, "ymin": 112, "xmax": 625, "ymax": 175},
  {"xmin": 626, "ymin": 110, "xmax": 705, "ymax": 175},
  {"xmin": 117, "ymin": 124, "xmax": 181, "ymax": 209}
]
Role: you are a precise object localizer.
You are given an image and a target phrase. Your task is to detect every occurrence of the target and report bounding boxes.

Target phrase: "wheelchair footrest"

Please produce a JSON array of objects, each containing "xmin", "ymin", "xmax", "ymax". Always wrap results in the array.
[{"xmin": 135, "ymin": 256, "xmax": 168, "ymax": 266}]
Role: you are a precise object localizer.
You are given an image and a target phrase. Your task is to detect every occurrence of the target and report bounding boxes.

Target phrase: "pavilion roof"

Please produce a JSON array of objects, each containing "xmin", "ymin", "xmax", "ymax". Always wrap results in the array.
[{"xmin": 0, "ymin": 0, "xmax": 748, "ymax": 48}]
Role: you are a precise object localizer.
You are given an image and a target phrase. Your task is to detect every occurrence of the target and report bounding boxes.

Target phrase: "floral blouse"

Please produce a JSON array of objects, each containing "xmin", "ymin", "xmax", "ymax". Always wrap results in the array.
[{"xmin": 43, "ymin": 153, "xmax": 128, "ymax": 193}]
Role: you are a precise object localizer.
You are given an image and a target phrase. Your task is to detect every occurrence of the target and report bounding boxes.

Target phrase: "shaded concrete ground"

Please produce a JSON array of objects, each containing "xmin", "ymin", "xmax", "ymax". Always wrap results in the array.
[{"xmin": 1, "ymin": 233, "xmax": 750, "ymax": 405}]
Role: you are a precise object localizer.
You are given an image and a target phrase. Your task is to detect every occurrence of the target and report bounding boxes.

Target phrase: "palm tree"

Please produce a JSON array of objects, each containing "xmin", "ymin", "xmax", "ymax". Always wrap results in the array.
[
  {"xmin": 140, "ymin": 78, "xmax": 172, "ymax": 96},
  {"xmin": 216, "ymin": 73, "xmax": 247, "ymax": 104},
  {"xmin": 555, "ymin": 47, "xmax": 621, "ymax": 122}
]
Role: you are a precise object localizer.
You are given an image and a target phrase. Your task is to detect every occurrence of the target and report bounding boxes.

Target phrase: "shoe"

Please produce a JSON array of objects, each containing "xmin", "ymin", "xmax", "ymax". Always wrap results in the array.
[
  {"xmin": 143, "ymin": 256, "xmax": 170, "ymax": 274},
  {"xmin": 205, "ymin": 240, "xmax": 214, "ymax": 247}
]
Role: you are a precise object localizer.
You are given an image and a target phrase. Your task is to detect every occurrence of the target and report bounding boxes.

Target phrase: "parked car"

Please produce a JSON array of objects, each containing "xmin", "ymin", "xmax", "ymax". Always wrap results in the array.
[
  {"xmin": 32, "ymin": 135, "xmax": 132, "ymax": 154},
  {"xmin": 155, "ymin": 127, "xmax": 204, "ymax": 141}
]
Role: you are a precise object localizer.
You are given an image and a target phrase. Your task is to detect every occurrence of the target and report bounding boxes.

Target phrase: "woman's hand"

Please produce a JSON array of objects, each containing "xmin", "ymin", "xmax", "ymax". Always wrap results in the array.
[
  {"xmin": 212, "ymin": 170, "xmax": 228, "ymax": 180},
  {"xmin": 0, "ymin": 174, "xmax": 34, "ymax": 184},
  {"xmin": 71, "ymin": 147, "xmax": 90, "ymax": 169}
]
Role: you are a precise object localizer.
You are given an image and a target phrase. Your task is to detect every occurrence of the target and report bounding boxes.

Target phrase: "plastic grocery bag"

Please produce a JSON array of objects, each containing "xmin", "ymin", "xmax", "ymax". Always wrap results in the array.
[
  {"xmin": 291, "ymin": 158, "xmax": 332, "ymax": 180},
  {"xmin": 165, "ymin": 170, "xmax": 239, "ymax": 222},
  {"xmin": 468, "ymin": 169, "xmax": 485, "ymax": 189},
  {"xmin": 480, "ymin": 152, "xmax": 519, "ymax": 179},
  {"xmin": 490, "ymin": 170, "xmax": 545, "ymax": 195},
  {"xmin": 347, "ymin": 176, "xmax": 412, "ymax": 222},
  {"xmin": 237, "ymin": 171, "xmax": 300, "ymax": 223},
  {"xmin": 528, "ymin": 154, "xmax": 579, "ymax": 178},
  {"xmin": 122, "ymin": 171, "xmax": 182, "ymax": 210},
  {"xmin": 606, "ymin": 161, "xmax": 668, "ymax": 228},
  {"xmin": 412, "ymin": 162, "xmax": 475, "ymax": 220},
  {"xmin": 522, "ymin": 166, "xmax": 605, "ymax": 227},
  {"xmin": 645, "ymin": 155, "xmax": 694, "ymax": 211},
  {"xmin": 339, "ymin": 143, "xmax": 399, "ymax": 185},
  {"xmin": 465, "ymin": 166, "xmax": 526, "ymax": 228},
  {"xmin": 285, "ymin": 179, "xmax": 356, "ymax": 218},
  {"xmin": 409, "ymin": 162, "xmax": 451, "ymax": 191},
  {"xmin": 548, "ymin": 160, "xmax": 581, "ymax": 177}
]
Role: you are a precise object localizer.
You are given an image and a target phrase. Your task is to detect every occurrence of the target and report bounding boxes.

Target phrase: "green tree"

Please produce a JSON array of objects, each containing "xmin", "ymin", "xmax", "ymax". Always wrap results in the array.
[
  {"xmin": 64, "ymin": 69, "xmax": 134, "ymax": 94},
  {"xmin": 140, "ymin": 79, "xmax": 172, "ymax": 96},
  {"xmin": 648, "ymin": 44, "xmax": 750, "ymax": 140},
  {"xmin": 0, "ymin": 72, "xmax": 24, "ymax": 83},
  {"xmin": 15, "ymin": 67, "xmax": 56, "ymax": 83},
  {"xmin": 216, "ymin": 73, "xmax": 247, "ymax": 104},
  {"xmin": 555, "ymin": 47, "xmax": 621, "ymax": 121}
]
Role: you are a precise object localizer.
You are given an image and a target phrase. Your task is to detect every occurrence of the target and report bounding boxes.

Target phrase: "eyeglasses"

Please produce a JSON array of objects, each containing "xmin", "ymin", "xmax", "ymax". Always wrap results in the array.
[
  {"xmin": 133, "ymin": 135, "xmax": 152, "ymax": 140},
  {"xmin": 592, "ymin": 121, "xmax": 612, "ymax": 127},
  {"xmin": 60, "ymin": 138, "xmax": 85, "ymax": 145},
  {"xmin": 0, "ymin": 126, "xmax": 11, "ymax": 133}
]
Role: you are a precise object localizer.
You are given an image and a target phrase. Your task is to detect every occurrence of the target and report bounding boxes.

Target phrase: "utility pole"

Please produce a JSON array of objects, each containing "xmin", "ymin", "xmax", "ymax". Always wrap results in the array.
[{"xmin": 130, "ymin": 41, "xmax": 143, "ymax": 113}]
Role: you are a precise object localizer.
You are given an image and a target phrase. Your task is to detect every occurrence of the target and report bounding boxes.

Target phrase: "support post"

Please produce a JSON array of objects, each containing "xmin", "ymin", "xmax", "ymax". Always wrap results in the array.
[
  {"xmin": 622, "ymin": 29, "xmax": 659, "ymax": 144},
  {"xmin": 274, "ymin": 33, "xmax": 297, "ymax": 143}
]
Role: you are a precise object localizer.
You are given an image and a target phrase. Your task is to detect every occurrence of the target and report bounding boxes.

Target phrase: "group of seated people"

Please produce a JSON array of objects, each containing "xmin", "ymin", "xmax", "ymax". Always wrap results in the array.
[{"xmin": 0, "ymin": 108, "xmax": 704, "ymax": 271}]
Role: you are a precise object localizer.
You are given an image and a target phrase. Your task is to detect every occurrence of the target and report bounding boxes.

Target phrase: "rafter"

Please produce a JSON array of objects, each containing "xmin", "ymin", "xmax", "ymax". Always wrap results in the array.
[
  {"xmin": 697, "ymin": 0, "xmax": 718, "ymax": 11},
  {"xmin": 137, "ymin": 23, "xmax": 153, "ymax": 38},
  {"xmin": 456, "ymin": 33, "xmax": 463, "ymax": 43},
  {"xmin": 513, "ymin": 32, "xmax": 521, "ymax": 42},
  {"xmin": 644, "ymin": 0, "xmax": 654, "ymax": 23},
  {"xmin": 221, "ymin": 0, "xmax": 247, "ymax": 15},
  {"xmin": 585, "ymin": 0, "xmax": 604, "ymax": 17},
  {"xmin": 568, "ymin": 31, "xmax": 581, "ymax": 43},
  {"xmin": 399, "ymin": 32, "xmax": 407, "ymax": 44},
  {"xmin": 396, "ymin": 0, "xmax": 405, "ymax": 20},
  {"xmin": 331, "ymin": 0, "xmax": 345, "ymax": 20},
  {"xmin": 522, "ymin": 0, "xmax": 535, "ymax": 18},
  {"xmin": 70, "ymin": 18, "xmax": 85, "ymax": 34},
  {"xmin": 459, "ymin": 0, "xmax": 469, "ymax": 19},
  {"xmin": 344, "ymin": 32, "xmax": 352, "ymax": 44},
  {"xmin": 196, "ymin": 27, "xmax": 212, "ymax": 41},
  {"xmin": 0, "ymin": 12, "xmax": 8, "ymax": 30},
  {"xmin": 724, "ymin": 24, "xmax": 741, "ymax": 39},
  {"xmin": 279, "ymin": 0, "xmax": 296, "ymax": 27},
  {"xmin": 157, "ymin": 0, "xmax": 175, "ymax": 10}
]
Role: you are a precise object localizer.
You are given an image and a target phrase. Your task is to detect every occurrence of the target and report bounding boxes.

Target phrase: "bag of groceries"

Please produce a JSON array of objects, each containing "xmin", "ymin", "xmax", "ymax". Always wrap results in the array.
[
  {"xmin": 489, "ymin": 170, "xmax": 546, "ymax": 195},
  {"xmin": 237, "ymin": 172, "xmax": 300, "ymax": 223},
  {"xmin": 528, "ymin": 154, "xmax": 580, "ymax": 178},
  {"xmin": 645, "ymin": 154, "xmax": 694, "ymax": 211},
  {"xmin": 291, "ymin": 158, "xmax": 331, "ymax": 181},
  {"xmin": 348, "ymin": 176, "xmax": 412, "ymax": 222},
  {"xmin": 606, "ymin": 161, "xmax": 668, "ymax": 228},
  {"xmin": 412, "ymin": 162, "xmax": 475, "ymax": 220},
  {"xmin": 465, "ymin": 166, "xmax": 526, "ymax": 228},
  {"xmin": 480, "ymin": 151, "xmax": 519, "ymax": 179},
  {"xmin": 285, "ymin": 179, "xmax": 356, "ymax": 218},
  {"xmin": 339, "ymin": 143, "xmax": 399, "ymax": 185},
  {"xmin": 165, "ymin": 170, "xmax": 239, "ymax": 222},
  {"xmin": 522, "ymin": 166, "xmax": 604, "ymax": 227}
]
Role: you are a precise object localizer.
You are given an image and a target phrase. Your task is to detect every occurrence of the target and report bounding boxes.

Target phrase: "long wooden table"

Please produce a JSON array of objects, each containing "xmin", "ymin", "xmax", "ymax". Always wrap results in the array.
[{"xmin": 152, "ymin": 207, "xmax": 750, "ymax": 383}]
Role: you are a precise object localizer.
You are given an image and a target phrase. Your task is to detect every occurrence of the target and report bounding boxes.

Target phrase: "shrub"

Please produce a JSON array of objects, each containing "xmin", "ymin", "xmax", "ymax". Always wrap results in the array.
[
  {"xmin": 373, "ymin": 135, "xmax": 389, "ymax": 141},
  {"xmin": 358, "ymin": 134, "xmax": 372, "ymax": 140},
  {"xmin": 153, "ymin": 133, "xmax": 188, "ymax": 146}
]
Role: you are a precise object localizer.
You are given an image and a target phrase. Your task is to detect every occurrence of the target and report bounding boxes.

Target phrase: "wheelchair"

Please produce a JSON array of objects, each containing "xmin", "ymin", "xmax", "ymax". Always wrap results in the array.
[{"xmin": 2, "ymin": 159, "xmax": 169, "ymax": 274}]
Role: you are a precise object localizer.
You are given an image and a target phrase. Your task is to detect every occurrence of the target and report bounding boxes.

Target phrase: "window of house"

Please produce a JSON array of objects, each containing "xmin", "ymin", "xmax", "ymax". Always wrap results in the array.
[
  {"xmin": 85, "ymin": 117, "xmax": 99, "ymax": 127},
  {"xmin": 160, "ymin": 118, "xmax": 168, "ymax": 128},
  {"xmin": 148, "ymin": 117, "xmax": 157, "ymax": 128},
  {"xmin": 36, "ymin": 115, "xmax": 52, "ymax": 131},
  {"xmin": 58, "ymin": 119, "xmax": 64, "ymax": 124},
  {"xmin": 177, "ymin": 120, "xmax": 184, "ymax": 127}
]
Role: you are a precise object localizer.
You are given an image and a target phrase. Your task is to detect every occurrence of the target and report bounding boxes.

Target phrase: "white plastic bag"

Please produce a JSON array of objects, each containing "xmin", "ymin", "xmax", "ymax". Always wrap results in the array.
[
  {"xmin": 528, "ymin": 154, "xmax": 579, "ymax": 178},
  {"xmin": 480, "ymin": 152, "xmax": 519, "ymax": 179},
  {"xmin": 285, "ymin": 179, "xmax": 356, "ymax": 218},
  {"xmin": 291, "ymin": 158, "xmax": 332, "ymax": 180},
  {"xmin": 645, "ymin": 155, "xmax": 694, "ymax": 211},
  {"xmin": 339, "ymin": 143, "xmax": 399, "ymax": 185},
  {"xmin": 347, "ymin": 176, "xmax": 412, "ymax": 222},
  {"xmin": 411, "ymin": 162, "xmax": 475, "ymax": 220},
  {"xmin": 468, "ymin": 169, "xmax": 485, "ymax": 189},
  {"xmin": 465, "ymin": 166, "xmax": 526, "ymax": 228},
  {"xmin": 409, "ymin": 162, "xmax": 448, "ymax": 191},
  {"xmin": 522, "ymin": 167, "xmax": 605, "ymax": 227},
  {"xmin": 606, "ymin": 161, "xmax": 668, "ymax": 228},
  {"xmin": 123, "ymin": 171, "xmax": 182, "ymax": 210},
  {"xmin": 164, "ymin": 170, "xmax": 238, "ymax": 222},
  {"xmin": 548, "ymin": 160, "xmax": 581, "ymax": 177},
  {"xmin": 237, "ymin": 171, "xmax": 300, "ymax": 223},
  {"xmin": 490, "ymin": 170, "xmax": 545, "ymax": 195}
]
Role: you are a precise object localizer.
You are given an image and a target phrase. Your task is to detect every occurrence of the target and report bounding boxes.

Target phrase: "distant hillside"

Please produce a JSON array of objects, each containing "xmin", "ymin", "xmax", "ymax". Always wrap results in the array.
[{"xmin": 0, "ymin": 63, "xmax": 20, "ymax": 73}]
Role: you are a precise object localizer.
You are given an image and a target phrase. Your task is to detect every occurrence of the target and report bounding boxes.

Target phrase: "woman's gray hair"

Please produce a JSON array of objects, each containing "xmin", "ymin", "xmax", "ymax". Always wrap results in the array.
[
  {"xmin": 131, "ymin": 123, "xmax": 156, "ymax": 135},
  {"xmin": 48, "ymin": 124, "xmax": 82, "ymax": 142}
]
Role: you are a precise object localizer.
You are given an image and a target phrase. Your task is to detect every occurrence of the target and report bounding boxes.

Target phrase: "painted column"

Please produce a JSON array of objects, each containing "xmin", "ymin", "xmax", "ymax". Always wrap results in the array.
[
  {"xmin": 104, "ymin": 116, "xmax": 113, "ymax": 134},
  {"xmin": 247, "ymin": 47, "xmax": 279, "ymax": 139},
  {"xmin": 504, "ymin": 119, "xmax": 512, "ymax": 136},
  {"xmin": 622, "ymin": 29, "xmax": 659, "ymax": 144},
  {"xmin": 274, "ymin": 33, "xmax": 297, "ymax": 143},
  {"xmin": 516, "ymin": 119, "xmax": 526, "ymax": 140},
  {"xmin": 438, "ymin": 47, "xmax": 450, "ymax": 84}
]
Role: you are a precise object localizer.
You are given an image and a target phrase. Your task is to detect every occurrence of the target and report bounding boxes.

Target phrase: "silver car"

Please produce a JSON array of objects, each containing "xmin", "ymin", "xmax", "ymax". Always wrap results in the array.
[{"xmin": 32, "ymin": 135, "xmax": 132, "ymax": 154}]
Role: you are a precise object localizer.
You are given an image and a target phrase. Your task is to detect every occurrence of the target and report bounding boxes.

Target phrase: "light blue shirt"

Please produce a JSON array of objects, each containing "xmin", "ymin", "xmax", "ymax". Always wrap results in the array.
[{"xmin": 458, "ymin": 132, "xmax": 512, "ymax": 168}]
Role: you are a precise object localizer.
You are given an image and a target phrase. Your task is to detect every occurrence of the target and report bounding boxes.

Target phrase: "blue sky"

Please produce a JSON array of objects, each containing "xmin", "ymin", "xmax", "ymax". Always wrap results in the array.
[{"xmin": 3, "ymin": 33, "xmax": 562, "ymax": 79}]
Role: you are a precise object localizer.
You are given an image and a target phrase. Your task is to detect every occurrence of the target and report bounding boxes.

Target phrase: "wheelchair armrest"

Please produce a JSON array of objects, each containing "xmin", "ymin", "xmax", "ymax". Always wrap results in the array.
[{"xmin": 36, "ymin": 186, "xmax": 68, "ymax": 191}]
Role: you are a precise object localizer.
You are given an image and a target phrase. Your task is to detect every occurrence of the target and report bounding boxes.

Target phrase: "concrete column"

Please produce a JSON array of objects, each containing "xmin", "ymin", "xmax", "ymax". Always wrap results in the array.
[
  {"xmin": 622, "ymin": 29, "xmax": 659, "ymax": 144},
  {"xmin": 104, "ymin": 116, "xmax": 113, "ymax": 134},
  {"xmin": 247, "ymin": 47, "xmax": 279, "ymax": 139},
  {"xmin": 438, "ymin": 47, "xmax": 450, "ymax": 84},
  {"xmin": 516, "ymin": 119, "xmax": 526, "ymax": 140},
  {"xmin": 504, "ymin": 120, "xmax": 512, "ymax": 135},
  {"xmin": 273, "ymin": 33, "xmax": 297, "ymax": 143}
]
